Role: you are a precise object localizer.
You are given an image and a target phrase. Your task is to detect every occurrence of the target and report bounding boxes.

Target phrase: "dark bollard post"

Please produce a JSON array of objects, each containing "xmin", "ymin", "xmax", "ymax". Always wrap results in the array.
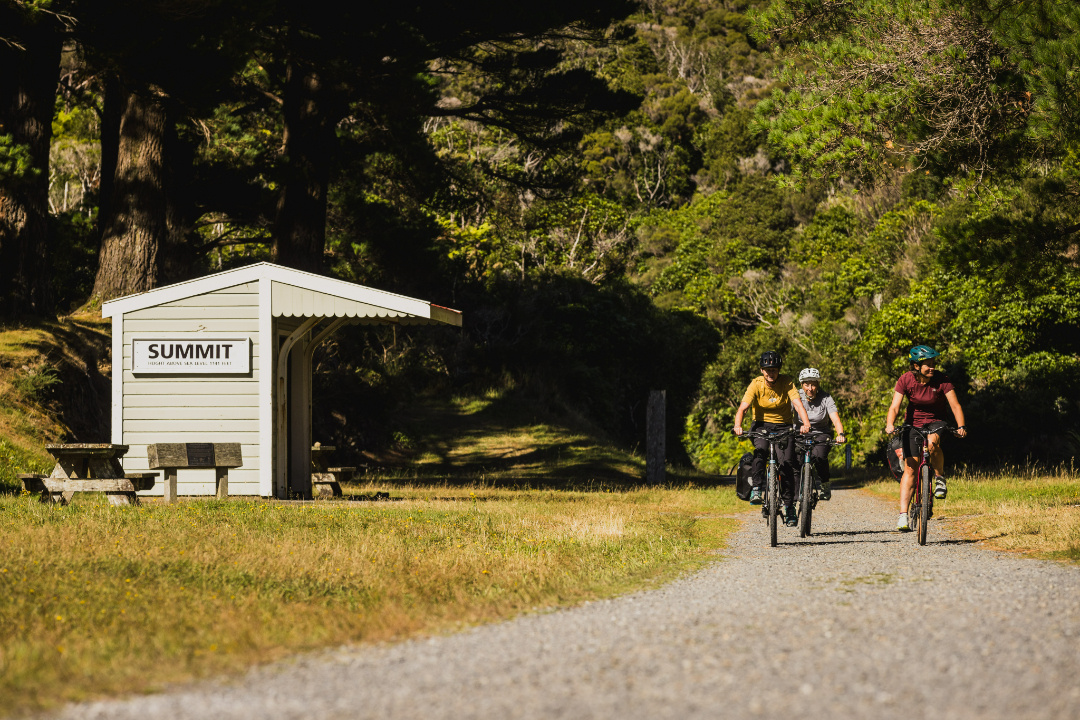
[
  {"xmin": 647, "ymin": 390, "xmax": 666, "ymax": 484},
  {"xmin": 845, "ymin": 444, "xmax": 853, "ymax": 470}
]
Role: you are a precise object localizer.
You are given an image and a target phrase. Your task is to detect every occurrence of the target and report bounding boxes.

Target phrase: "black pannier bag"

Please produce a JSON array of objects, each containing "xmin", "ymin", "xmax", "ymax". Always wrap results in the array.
[
  {"xmin": 735, "ymin": 451, "xmax": 754, "ymax": 501},
  {"xmin": 886, "ymin": 435, "xmax": 905, "ymax": 480}
]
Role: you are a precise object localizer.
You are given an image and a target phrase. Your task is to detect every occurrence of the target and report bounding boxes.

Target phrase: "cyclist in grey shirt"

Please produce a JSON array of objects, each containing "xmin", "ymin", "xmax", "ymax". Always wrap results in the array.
[{"xmin": 797, "ymin": 368, "xmax": 846, "ymax": 500}]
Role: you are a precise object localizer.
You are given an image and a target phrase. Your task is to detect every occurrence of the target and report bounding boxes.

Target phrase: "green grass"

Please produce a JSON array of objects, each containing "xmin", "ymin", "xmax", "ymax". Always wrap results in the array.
[
  {"xmin": 0, "ymin": 484, "xmax": 744, "ymax": 715},
  {"xmin": 866, "ymin": 465, "xmax": 1080, "ymax": 562}
]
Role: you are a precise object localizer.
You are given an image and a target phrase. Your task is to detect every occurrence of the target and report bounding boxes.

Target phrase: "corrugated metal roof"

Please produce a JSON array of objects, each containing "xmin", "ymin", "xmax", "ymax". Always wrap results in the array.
[
  {"xmin": 271, "ymin": 281, "xmax": 413, "ymax": 320},
  {"xmin": 103, "ymin": 263, "xmax": 462, "ymax": 327}
]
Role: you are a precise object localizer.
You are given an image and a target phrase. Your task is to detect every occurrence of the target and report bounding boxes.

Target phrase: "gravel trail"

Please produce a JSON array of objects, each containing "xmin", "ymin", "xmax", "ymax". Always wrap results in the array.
[{"xmin": 60, "ymin": 489, "xmax": 1080, "ymax": 720}]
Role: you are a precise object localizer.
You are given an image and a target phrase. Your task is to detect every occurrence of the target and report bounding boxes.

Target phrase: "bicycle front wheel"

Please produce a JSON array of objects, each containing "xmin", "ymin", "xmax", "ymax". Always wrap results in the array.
[
  {"xmin": 768, "ymin": 465, "xmax": 779, "ymax": 547},
  {"xmin": 799, "ymin": 462, "xmax": 813, "ymax": 538},
  {"xmin": 918, "ymin": 464, "xmax": 931, "ymax": 545},
  {"xmin": 908, "ymin": 477, "xmax": 920, "ymax": 536}
]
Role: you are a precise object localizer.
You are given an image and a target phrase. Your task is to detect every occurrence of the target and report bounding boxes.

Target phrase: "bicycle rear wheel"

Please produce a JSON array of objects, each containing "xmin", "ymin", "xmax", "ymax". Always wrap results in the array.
[
  {"xmin": 768, "ymin": 465, "xmax": 779, "ymax": 547},
  {"xmin": 918, "ymin": 464, "xmax": 931, "ymax": 545},
  {"xmin": 799, "ymin": 462, "xmax": 813, "ymax": 538}
]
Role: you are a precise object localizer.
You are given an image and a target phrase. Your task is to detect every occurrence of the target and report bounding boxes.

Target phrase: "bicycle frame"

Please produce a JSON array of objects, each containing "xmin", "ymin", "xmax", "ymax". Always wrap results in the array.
[
  {"xmin": 738, "ymin": 427, "xmax": 796, "ymax": 547},
  {"xmin": 894, "ymin": 424, "xmax": 958, "ymax": 545},
  {"xmin": 794, "ymin": 434, "xmax": 841, "ymax": 538}
]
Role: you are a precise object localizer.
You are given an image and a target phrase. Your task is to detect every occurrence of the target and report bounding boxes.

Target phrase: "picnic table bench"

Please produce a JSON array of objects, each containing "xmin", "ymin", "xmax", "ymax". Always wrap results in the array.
[
  {"xmin": 148, "ymin": 443, "xmax": 243, "ymax": 503},
  {"xmin": 311, "ymin": 443, "xmax": 356, "ymax": 499},
  {"xmin": 18, "ymin": 444, "xmax": 157, "ymax": 506}
]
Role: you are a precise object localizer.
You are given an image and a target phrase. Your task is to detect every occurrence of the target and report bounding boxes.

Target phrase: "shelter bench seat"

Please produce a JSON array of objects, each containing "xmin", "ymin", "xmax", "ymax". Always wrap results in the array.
[{"xmin": 148, "ymin": 443, "xmax": 243, "ymax": 503}]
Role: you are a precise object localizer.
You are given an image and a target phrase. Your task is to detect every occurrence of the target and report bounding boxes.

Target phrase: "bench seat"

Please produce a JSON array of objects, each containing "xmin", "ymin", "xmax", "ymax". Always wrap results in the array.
[{"xmin": 20, "ymin": 472, "xmax": 156, "ymax": 499}]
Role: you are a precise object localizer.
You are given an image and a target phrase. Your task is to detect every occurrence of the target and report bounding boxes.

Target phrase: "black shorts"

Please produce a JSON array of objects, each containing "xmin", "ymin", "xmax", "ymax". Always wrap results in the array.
[{"xmin": 902, "ymin": 421, "xmax": 950, "ymax": 459}]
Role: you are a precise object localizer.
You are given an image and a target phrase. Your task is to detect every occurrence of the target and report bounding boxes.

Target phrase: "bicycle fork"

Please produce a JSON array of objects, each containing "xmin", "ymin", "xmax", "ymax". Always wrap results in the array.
[{"xmin": 764, "ymin": 444, "xmax": 777, "ymax": 520}]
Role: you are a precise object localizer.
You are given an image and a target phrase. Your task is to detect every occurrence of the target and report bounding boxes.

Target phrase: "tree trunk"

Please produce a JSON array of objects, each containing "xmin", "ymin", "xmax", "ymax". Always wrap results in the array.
[
  {"xmin": 96, "ymin": 73, "xmax": 122, "ymax": 242},
  {"xmin": 92, "ymin": 89, "xmax": 168, "ymax": 300},
  {"xmin": 0, "ymin": 17, "xmax": 62, "ymax": 318},
  {"xmin": 273, "ymin": 47, "xmax": 333, "ymax": 274},
  {"xmin": 160, "ymin": 117, "xmax": 197, "ymax": 285}
]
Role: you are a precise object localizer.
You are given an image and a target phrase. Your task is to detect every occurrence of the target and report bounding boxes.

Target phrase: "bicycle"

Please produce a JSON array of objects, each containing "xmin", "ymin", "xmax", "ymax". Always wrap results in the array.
[
  {"xmin": 735, "ymin": 427, "xmax": 796, "ymax": 547},
  {"xmin": 793, "ymin": 434, "xmax": 843, "ymax": 538},
  {"xmin": 891, "ymin": 424, "xmax": 961, "ymax": 545}
]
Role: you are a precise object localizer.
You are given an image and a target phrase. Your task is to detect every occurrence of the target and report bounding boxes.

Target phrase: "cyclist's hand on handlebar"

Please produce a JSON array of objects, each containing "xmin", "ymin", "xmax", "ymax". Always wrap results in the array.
[
  {"xmin": 732, "ymin": 426, "xmax": 743, "ymax": 436},
  {"xmin": 800, "ymin": 423, "xmax": 811, "ymax": 435},
  {"xmin": 885, "ymin": 423, "xmax": 895, "ymax": 435},
  {"xmin": 836, "ymin": 433, "xmax": 846, "ymax": 444},
  {"xmin": 954, "ymin": 426, "xmax": 968, "ymax": 439}
]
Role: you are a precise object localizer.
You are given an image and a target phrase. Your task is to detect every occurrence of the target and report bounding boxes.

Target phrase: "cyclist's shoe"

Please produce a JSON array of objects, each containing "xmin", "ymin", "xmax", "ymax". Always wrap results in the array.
[
  {"xmin": 897, "ymin": 513, "xmax": 911, "ymax": 532},
  {"xmin": 820, "ymin": 481, "xmax": 832, "ymax": 501},
  {"xmin": 934, "ymin": 476, "xmax": 947, "ymax": 499},
  {"xmin": 749, "ymin": 487, "xmax": 763, "ymax": 505},
  {"xmin": 783, "ymin": 504, "xmax": 798, "ymax": 527}
]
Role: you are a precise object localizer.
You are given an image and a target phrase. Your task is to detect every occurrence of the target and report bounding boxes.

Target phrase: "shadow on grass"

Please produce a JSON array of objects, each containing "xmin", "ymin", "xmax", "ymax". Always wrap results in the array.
[
  {"xmin": 358, "ymin": 390, "xmax": 738, "ymax": 492},
  {"xmin": 347, "ymin": 472, "xmax": 736, "ymax": 493}
]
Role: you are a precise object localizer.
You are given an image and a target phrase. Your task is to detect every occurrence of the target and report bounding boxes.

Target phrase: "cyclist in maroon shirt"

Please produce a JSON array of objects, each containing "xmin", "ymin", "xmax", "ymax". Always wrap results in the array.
[{"xmin": 884, "ymin": 345, "xmax": 968, "ymax": 531}]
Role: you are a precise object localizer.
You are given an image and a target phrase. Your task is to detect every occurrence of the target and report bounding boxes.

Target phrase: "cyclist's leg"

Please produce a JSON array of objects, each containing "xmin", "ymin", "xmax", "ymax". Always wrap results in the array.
[
  {"xmin": 810, "ymin": 435, "xmax": 830, "ymax": 480},
  {"xmin": 776, "ymin": 429, "xmax": 796, "ymax": 506},
  {"xmin": 925, "ymin": 421, "xmax": 949, "ymax": 497},
  {"xmin": 897, "ymin": 456, "xmax": 918, "ymax": 522},
  {"xmin": 898, "ymin": 430, "xmax": 920, "ymax": 513},
  {"xmin": 750, "ymin": 421, "xmax": 768, "ymax": 488},
  {"xmin": 811, "ymin": 436, "xmax": 831, "ymax": 499},
  {"xmin": 927, "ymin": 433, "xmax": 944, "ymax": 476}
]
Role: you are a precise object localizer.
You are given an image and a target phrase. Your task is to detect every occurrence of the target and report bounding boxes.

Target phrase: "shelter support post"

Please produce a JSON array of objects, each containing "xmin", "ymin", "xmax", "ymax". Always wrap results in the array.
[
  {"xmin": 275, "ymin": 317, "xmax": 320, "ymax": 499},
  {"xmin": 289, "ymin": 335, "xmax": 310, "ymax": 498},
  {"xmin": 290, "ymin": 318, "xmax": 349, "ymax": 499}
]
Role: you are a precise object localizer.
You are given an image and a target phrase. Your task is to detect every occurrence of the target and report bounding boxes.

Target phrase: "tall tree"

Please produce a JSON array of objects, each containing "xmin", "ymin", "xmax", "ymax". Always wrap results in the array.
[
  {"xmin": 0, "ymin": 2, "xmax": 67, "ymax": 317},
  {"xmin": 85, "ymin": 0, "xmax": 258, "ymax": 299},
  {"xmin": 265, "ymin": 0, "xmax": 637, "ymax": 273}
]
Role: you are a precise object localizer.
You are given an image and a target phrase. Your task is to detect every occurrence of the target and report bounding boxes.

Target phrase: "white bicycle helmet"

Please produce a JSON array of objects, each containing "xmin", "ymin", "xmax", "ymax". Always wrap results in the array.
[{"xmin": 798, "ymin": 367, "xmax": 821, "ymax": 383}]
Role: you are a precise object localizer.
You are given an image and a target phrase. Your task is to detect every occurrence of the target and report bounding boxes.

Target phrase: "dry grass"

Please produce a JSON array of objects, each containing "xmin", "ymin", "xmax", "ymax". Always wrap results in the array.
[
  {"xmin": 0, "ymin": 315, "xmax": 748, "ymax": 715},
  {"xmin": 0, "ymin": 483, "xmax": 744, "ymax": 716},
  {"xmin": 865, "ymin": 465, "xmax": 1080, "ymax": 562}
]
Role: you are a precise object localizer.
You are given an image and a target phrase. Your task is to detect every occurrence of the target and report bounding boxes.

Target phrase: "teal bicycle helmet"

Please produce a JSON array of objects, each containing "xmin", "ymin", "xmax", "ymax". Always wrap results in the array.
[{"xmin": 908, "ymin": 345, "xmax": 940, "ymax": 363}]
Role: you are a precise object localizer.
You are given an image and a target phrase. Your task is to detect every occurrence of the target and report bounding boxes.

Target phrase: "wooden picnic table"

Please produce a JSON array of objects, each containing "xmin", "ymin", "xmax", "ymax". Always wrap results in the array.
[
  {"xmin": 18, "ymin": 444, "xmax": 157, "ymax": 506},
  {"xmin": 311, "ymin": 443, "xmax": 355, "ymax": 499}
]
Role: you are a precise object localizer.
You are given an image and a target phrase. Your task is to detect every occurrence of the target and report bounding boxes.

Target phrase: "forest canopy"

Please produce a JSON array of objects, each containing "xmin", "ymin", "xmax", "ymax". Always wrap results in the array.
[{"xmin": 1, "ymin": 0, "xmax": 1078, "ymax": 470}]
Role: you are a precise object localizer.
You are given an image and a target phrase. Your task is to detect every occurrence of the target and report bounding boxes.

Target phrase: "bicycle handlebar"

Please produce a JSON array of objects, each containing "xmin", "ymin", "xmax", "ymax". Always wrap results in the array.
[
  {"xmin": 732, "ymin": 427, "xmax": 797, "ymax": 442},
  {"xmin": 891, "ymin": 423, "xmax": 963, "ymax": 440},
  {"xmin": 794, "ymin": 435, "xmax": 844, "ymax": 448}
]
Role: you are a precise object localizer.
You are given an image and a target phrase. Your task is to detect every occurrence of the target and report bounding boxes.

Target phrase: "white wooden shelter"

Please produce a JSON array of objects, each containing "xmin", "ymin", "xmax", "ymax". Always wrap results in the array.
[{"xmin": 101, "ymin": 262, "xmax": 462, "ymax": 498}]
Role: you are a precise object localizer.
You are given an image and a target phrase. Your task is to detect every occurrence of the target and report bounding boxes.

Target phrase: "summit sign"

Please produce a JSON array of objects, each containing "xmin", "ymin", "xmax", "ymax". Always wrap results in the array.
[{"xmin": 132, "ymin": 338, "xmax": 251, "ymax": 374}]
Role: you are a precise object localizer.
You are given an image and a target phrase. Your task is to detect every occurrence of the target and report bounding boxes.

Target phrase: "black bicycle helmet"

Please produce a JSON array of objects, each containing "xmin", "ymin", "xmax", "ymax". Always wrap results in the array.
[
  {"xmin": 759, "ymin": 350, "xmax": 783, "ymax": 368},
  {"xmin": 908, "ymin": 345, "xmax": 940, "ymax": 364}
]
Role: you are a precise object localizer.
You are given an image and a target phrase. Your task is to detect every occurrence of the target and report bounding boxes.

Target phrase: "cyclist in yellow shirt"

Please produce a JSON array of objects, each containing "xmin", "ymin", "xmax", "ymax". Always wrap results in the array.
[{"xmin": 733, "ymin": 351, "xmax": 811, "ymax": 526}]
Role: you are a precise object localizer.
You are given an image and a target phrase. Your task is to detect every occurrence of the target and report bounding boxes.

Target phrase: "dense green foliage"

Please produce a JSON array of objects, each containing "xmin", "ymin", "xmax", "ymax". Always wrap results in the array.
[{"xmin": 11, "ymin": 0, "xmax": 1080, "ymax": 471}]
